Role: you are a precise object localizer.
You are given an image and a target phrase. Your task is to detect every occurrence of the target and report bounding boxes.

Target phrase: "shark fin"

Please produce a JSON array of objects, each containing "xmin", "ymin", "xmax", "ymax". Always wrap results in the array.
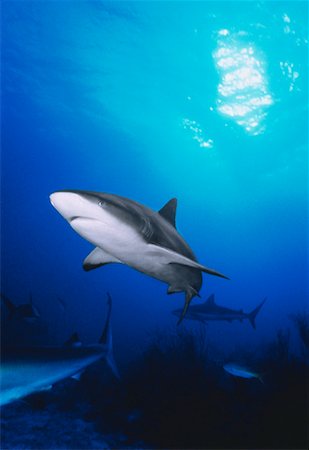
[
  {"xmin": 205, "ymin": 293, "xmax": 215, "ymax": 305},
  {"xmin": 39, "ymin": 385, "xmax": 53, "ymax": 392},
  {"xmin": 106, "ymin": 353, "xmax": 121, "ymax": 380},
  {"xmin": 247, "ymin": 298, "xmax": 267, "ymax": 329},
  {"xmin": 167, "ymin": 285, "xmax": 183, "ymax": 294},
  {"xmin": 1, "ymin": 293, "xmax": 16, "ymax": 318},
  {"xmin": 99, "ymin": 293, "xmax": 120, "ymax": 379},
  {"xmin": 83, "ymin": 247, "xmax": 122, "ymax": 271},
  {"xmin": 64, "ymin": 332, "xmax": 81, "ymax": 347},
  {"xmin": 177, "ymin": 287, "xmax": 198, "ymax": 325},
  {"xmin": 158, "ymin": 198, "xmax": 177, "ymax": 228},
  {"xmin": 71, "ymin": 371, "xmax": 84, "ymax": 381},
  {"xmin": 147, "ymin": 244, "xmax": 229, "ymax": 279}
]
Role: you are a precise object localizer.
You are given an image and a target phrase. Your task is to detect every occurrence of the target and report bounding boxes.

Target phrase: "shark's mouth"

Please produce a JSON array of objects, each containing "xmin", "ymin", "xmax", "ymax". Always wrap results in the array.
[
  {"xmin": 69, "ymin": 215, "xmax": 82, "ymax": 222},
  {"xmin": 69, "ymin": 215, "xmax": 99, "ymax": 223}
]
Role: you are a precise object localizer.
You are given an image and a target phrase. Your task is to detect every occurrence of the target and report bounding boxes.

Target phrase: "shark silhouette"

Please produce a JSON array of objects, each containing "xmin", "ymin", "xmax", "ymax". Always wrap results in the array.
[
  {"xmin": 0, "ymin": 293, "xmax": 119, "ymax": 406},
  {"xmin": 173, "ymin": 294, "xmax": 266, "ymax": 329},
  {"xmin": 50, "ymin": 190, "xmax": 228, "ymax": 323},
  {"xmin": 1, "ymin": 293, "xmax": 40, "ymax": 321}
]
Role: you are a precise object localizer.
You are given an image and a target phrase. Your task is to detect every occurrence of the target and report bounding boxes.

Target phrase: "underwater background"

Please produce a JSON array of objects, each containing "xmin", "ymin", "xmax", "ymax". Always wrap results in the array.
[{"xmin": 1, "ymin": 1, "xmax": 308, "ymax": 449}]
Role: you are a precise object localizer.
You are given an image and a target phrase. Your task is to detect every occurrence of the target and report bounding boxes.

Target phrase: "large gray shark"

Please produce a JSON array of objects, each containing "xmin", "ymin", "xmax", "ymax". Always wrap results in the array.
[
  {"xmin": 172, "ymin": 294, "xmax": 266, "ymax": 329},
  {"xmin": 0, "ymin": 293, "xmax": 119, "ymax": 407},
  {"xmin": 49, "ymin": 190, "xmax": 228, "ymax": 323}
]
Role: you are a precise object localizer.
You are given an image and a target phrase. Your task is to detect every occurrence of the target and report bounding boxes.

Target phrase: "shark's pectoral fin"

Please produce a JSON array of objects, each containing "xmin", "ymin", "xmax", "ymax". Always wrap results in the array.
[
  {"xmin": 83, "ymin": 247, "xmax": 122, "ymax": 271},
  {"xmin": 147, "ymin": 244, "xmax": 229, "ymax": 279},
  {"xmin": 71, "ymin": 371, "xmax": 84, "ymax": 381},
  {"xmin": 38, "ymin": 385, "xmax": 53, "ymax": 392}
]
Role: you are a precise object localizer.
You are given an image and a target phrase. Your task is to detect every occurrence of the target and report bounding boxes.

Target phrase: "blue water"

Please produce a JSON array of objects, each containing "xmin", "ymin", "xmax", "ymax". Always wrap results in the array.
[{"xmin": 2, "ymin": 1, "xmax": 308, "ymax": 366}]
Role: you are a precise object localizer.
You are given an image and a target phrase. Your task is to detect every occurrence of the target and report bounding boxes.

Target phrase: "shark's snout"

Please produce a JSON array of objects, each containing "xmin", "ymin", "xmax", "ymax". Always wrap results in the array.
[{"xmin": 50, "ymin": 191, "xmax": 86, "ymax": 221}]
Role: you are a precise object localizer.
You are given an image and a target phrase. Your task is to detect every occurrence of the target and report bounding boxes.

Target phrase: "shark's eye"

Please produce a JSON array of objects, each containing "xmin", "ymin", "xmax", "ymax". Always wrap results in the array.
[{"xmin": 98, "ymin": 200, "xmax": 106, "ymax": 208}]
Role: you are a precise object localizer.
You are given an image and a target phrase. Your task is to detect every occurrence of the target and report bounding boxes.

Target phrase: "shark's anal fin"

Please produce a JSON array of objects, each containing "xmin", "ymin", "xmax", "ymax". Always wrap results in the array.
[
  {"xmin": 158, "ymin": 198, "xmax": 177, "ymax": 228},
  {"xmin": 147, "ymin": 244, "xmax": 229, "ymax": 279},
  {"xmin": 83, "ymin": 247, "xmax": 122, "ymax": 271}
]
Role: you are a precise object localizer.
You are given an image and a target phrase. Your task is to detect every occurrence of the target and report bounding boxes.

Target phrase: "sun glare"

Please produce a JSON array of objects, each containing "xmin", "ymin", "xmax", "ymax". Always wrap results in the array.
[{"xmin": 213, "ymin": 30, "xmax": 273, "ymax": 135}]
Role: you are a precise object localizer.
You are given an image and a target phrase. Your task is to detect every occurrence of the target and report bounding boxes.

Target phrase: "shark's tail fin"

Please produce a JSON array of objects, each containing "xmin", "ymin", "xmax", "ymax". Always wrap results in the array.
[
  {"xmin": 1, "ymin": 293, "xmax": 16, "ymax": 319},
  {"xmin": 99, "ymin": 292, "xmax": 120, "ymax": 379},
  {"xmin": 248, "ymin": 298, "xmax": 267, "ymax": 329}
]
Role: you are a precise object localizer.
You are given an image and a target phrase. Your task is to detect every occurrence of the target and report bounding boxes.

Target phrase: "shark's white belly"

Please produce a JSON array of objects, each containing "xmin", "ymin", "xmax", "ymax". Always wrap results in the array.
[{"xmin": 70, "ymin": 215, "xmax": 173, "ymax": 282}]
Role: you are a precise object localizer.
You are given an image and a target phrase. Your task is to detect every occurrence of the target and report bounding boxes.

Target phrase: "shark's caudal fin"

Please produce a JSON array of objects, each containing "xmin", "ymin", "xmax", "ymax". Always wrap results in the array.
[
  {"xmin": 99, "ymin": 293, "xmax": 120, "ymax": 379},
  {"xmin": 1, "ymin": 293, "xmax": 16, "ymax": 318},
  {"xmin": 248, "ymin": 298, "xmax": 267, "ymax": 329}
]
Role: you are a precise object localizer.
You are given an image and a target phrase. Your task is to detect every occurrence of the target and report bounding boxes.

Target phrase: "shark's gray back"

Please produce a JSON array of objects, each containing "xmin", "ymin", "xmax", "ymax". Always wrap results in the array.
[{"xmin": 89, "ymin": 191, "xmax": 198, "ymax": 260}]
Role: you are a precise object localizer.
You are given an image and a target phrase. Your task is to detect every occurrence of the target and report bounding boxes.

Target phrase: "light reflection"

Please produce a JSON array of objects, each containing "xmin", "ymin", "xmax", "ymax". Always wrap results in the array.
[
  {"xmin": 182, "ymin": 118, "xmax": 214, "ymax": 149},
  {"xmin": 280, "ymin": 61, "xmax": 300, "ymax": 92},
  {"xmin": 213, "ymin": 30, "xmax": 273, "ymax": 135}
]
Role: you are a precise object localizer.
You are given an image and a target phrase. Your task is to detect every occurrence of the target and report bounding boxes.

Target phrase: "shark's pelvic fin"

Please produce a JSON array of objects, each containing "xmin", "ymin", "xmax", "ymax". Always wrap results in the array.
[
  {"xmin": 83, "ymin": 247, "xmax": 122, "ymax": 271},
  {"xmin": 147, "ymin": 244, "xmax": 229, "ymax": 279},
  {"xmin": 158, "ymin": 198, "xmax": 177, "ymax": 228},
  {"xmin": 167, "ymin": 285, "xmax": 183, "ymax": 294}
]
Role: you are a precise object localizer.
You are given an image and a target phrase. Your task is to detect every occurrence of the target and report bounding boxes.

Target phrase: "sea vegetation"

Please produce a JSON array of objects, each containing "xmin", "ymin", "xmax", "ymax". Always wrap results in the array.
[
  {"xmin": 1, "ymin": 316, "xmax": 308, "ymax": 449},
  {"xmin": 77, "ymin": 323, "xmax": 308, "ymax": 449}
]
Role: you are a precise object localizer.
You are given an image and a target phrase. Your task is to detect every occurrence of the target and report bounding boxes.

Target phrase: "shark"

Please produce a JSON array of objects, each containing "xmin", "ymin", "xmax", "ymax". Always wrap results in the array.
[
  {"xmin": 0, "ymin": 293, "xmax": 119, "ymax": 407},
  {"xmin": 1, "ymin": 293, "xmax": 40, "ymax": 321},
  {"xmin": 172, "ymin": 294, "xmax": 266, "ymax": 329},
  {"xmin": 49, "ymin": 190, "xmax": 228, "ymax": 323}
]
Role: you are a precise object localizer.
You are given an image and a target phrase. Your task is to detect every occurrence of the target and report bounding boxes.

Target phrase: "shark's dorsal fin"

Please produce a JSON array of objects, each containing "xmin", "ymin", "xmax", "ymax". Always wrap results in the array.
[
  {"xmin": 158, "ymin": 198, "xmax": 177, "ymax": 228},
  {"xmin": 205, "ymin": 294, "xmax": 215, "ymax": 305},
  {"xmin": 64, "ymin": 332, "xmax": 81, "ymax": 347},
  {"xmin": 83, "ymin": 247, "xmax": 122, "ymax": 271}
]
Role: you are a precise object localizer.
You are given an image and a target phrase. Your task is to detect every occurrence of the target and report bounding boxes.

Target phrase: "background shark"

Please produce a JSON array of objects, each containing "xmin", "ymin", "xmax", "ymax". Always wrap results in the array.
[
  {"xmin": 172, "ymin": 294, "xmax": 266, "ymax": 329},
  {"xmin": 1, "ymin": 293, "xmax": 40, "ymax": 321},
  {"xmin": 0, "ymin": 293, "xmax": 119, "ymax": 407},
  {"xmin": 50, "ymin": 190, "xmax": 228, "ymax": 323}
]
